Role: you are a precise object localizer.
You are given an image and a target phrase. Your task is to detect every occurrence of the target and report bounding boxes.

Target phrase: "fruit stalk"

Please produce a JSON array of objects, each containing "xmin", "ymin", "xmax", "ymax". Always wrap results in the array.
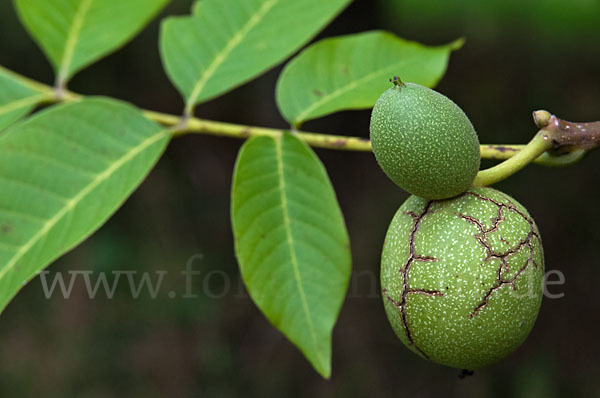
[
  {"xmin": 473, "ymin": 131, "xmax": 552, "ymax": 186},
  {"xmin": 473, "ymin": 110, "xmax": 598, "ymax": 186}
]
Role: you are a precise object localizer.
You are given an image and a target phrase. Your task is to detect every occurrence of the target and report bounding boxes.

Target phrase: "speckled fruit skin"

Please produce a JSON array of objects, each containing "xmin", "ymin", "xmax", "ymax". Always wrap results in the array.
[
  {"xmin": 370, "ymin": 82, "xmax": 481, "ymax": 200},
  {"xmin": 381, "ymin": 187, "xmax": 544, "ymax": 370}
]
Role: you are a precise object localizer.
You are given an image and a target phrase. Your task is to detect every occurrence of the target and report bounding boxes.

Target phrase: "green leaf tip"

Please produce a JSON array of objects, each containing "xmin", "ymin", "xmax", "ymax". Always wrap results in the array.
[{"xmin": 449, "ymin": 37, "xmax": 466, "ymax": 51}]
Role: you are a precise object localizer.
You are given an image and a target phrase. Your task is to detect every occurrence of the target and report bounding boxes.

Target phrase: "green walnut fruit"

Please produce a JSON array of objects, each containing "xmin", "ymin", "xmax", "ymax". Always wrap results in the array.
[
  {"xmin": 381, "ymin": 186, "xmax": 544, "ymax": 370},
  {"xmin": 370, "ymin": 78, "xmax": 481, "ymax": 200}
]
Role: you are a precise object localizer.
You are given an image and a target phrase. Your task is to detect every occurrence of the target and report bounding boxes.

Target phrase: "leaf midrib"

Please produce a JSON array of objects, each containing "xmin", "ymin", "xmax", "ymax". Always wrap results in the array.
[
  {"xmin": 185, "ymin": 0, "xmax": 279, "ymax": 110},
  {"xmin": 293, "ymin": 53, "xmax": 424, "ymax": 124},
  {"xmin": 274, "ymin": 136, "xmax": 322, "ymax": 365},
  {"xmin": 0, "ymin": 128, "xmax": 169, "ymax": 281},
  {"xmin": 0, "ymin": 93, "xmax": 49, "ymax": 117},
  {"xmin": 57, "ymin": 0, "xmax": 94, "ymax": 83},
  {"xmin": 0, "ymin": 65, "xmax": 54, "ymax": 94}
]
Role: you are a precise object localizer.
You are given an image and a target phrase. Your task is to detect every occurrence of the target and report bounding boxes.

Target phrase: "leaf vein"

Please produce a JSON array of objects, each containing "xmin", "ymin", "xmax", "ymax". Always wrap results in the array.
[
  {"xmin": 274, "ymin": 135, "xmax": 320, "ymax": 360},
  {"xmin": 0, "ymin": 128, "xmax": 168, "ymax": 281},
  {"xmin": 0, "ymin": 175, "xmax": 70, "ymax": 205},
  {"xmin": 57, "ymin": 0, "xmax": 94, "ymax": 84},
  {"xmin": 0, "ymin": 207, "xmax": 49, "ymax": 225},
  {"xmin": 185, "ymin": 0, "xmax": 279, "ymax": 110},
  {"xmin": 294, "ymin": 54, "xmax": 423, "ymax": 123},
  {"xmin": 0, "ymin": 94, "xmax": 48, "ymax": 117},
  {"xmin": 0, "ymin": 148, "xmax": 98, "ymax": 177}
]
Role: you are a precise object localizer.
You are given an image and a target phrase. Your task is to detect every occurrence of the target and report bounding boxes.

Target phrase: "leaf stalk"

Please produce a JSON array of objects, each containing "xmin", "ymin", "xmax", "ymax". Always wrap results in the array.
[{"xmin": 4, "ymin": 67, "xmax": 598, "ymax": 177}]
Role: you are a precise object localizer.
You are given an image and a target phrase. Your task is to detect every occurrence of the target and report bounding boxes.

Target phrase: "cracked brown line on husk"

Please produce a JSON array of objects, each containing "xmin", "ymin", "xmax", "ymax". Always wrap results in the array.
[
  {"xmin": 383, "ymin": 200, "xmax": 445, "ymax": 359},
  {"xmin": 458, "ymin": 191, "xmax": 541, "ymax": 318}
]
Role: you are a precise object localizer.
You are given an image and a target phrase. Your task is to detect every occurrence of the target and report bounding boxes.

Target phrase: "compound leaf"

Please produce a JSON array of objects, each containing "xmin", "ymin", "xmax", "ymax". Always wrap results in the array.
[
  {"xmin": 0, "ymin": 65, "xmax": 52, "ymax": 132},
  {"xmin": 276, "ymin": 31, "xmax": 463, "ymax": 126},
  {"xmin": 231, "ymin": 132, "xmax": 351, "ymax": 378},
  {"xmin": 0, "ymin": 98, "xmax": 170, "ymax": 312},
  {"xmin": 160, "ymin": 0, "xmax": 351, "ymax": 113},
  {"xmin": 14, "ymin": 0, "xmax": 170, "ymax": 84}
]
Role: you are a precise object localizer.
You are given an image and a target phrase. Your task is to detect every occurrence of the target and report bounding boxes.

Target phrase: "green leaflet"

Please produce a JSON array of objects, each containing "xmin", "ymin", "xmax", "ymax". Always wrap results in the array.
[
  {"xmin": 0, "ymin": 66, "xmax": 52, "ymax": 132},
  {"xmin": 14, "ymin": 0, "xmax": 169, "ymax": 84},
  {"xmin": 276, "ymin": 31, "xmax": 463, "ymax": 126},
  {"xmin": 0, "ymin": 98, "xmax": 170, "ymax": 312},
  {"xmin": 231, "ymin": 132, "xmax": 351, "ymax": 378},
  {"xmin": 159, "ymin": 0, "xmax": 351, "ymax": 113}
]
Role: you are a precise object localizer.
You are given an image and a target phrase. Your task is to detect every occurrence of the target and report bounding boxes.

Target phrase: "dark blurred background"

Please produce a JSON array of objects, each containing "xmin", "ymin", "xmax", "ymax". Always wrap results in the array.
[{"xmin": 1, "ymin": 0, "xmax": 599, "ymax": 396}]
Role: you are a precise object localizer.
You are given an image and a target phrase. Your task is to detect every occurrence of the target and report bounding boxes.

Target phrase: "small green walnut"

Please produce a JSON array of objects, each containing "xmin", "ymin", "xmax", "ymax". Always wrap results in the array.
[
  {"xmin": 370, "ymin": 78, "xmax": 481, "ymax": 200},
  {"xmin": 381, "ymin": 187, "xmax": 544, "ymax": 370}
]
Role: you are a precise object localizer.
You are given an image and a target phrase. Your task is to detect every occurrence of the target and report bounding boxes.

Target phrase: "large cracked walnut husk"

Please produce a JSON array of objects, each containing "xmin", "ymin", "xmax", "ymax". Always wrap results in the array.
[{"xmin": 381, "ymin": 186, "xmax": 544, "ymax": 370}]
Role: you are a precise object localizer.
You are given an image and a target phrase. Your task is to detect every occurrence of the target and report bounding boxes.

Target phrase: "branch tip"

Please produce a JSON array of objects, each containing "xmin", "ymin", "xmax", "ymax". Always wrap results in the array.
[{"xmin": 533, "ymin": 110, "xmax": 552, "ymax": 128}]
